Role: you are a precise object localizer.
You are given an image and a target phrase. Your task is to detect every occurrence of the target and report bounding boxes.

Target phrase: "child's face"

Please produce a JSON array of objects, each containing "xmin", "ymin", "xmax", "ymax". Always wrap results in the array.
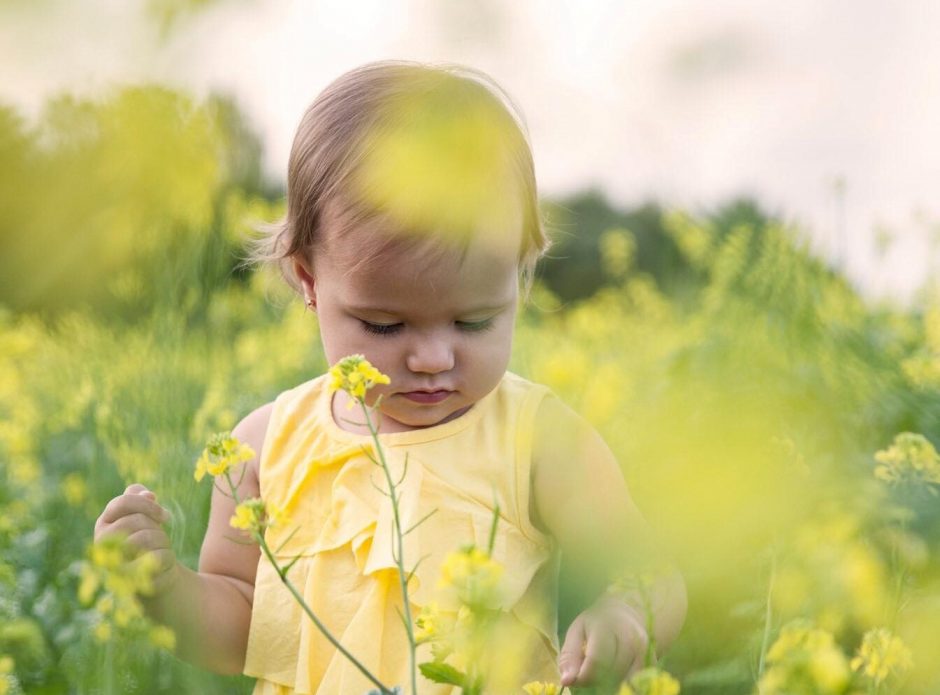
[{"xmin": 295, "ymin": 223, "xmax": 521, "ymax": 432}]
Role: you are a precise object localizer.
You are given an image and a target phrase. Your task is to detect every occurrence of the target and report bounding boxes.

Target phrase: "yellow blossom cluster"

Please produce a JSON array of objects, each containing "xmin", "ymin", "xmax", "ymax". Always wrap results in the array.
[
  {"xmin": 414, "ymin": 601, "xmax": 450, "ymax": 646},
  {"xmin": 77, "ymin": 536, "xmax": 175, "ymax": 649},
  {"xmin": 773, "ymin": 511, "xmax": 890, "ymax": 635},
  {"xmin": 756, "ymin": 621, "xmax": 851, "ymax": 695},
  {"xmin": 418, "ymin": 544, "xmax": 537, "ymax": 692},
  {"xmin": 874, "ymin": 432, "xmax": 940, "ymax": 487},
  {"xmin": 438, "ymin": 545, "xmax": 504, "ymax": 610},
  {"xmin": 618, "ymin": 667, "xmax": 682, "ymax": 695},
  {"xmin": 850, "ymin": 628, "xmax": 913, "ymax": 686},
  {"xmin": 415, "ymin": 601, "xmax": 460, "ymax": 662},
  {"xmin": 229, "ymin": 497, "xmax": 286, "ymax": 535},
  {"xmin": 328, "ymin": 354, "xmax": 390, "ymax": 402},
  {"xmin": 193, "ymin": 432, "xmax": 255, "ymax": 482},
  {"xmin": 522, "ymin": 681, "xmax": 561, "ymax": 695}
]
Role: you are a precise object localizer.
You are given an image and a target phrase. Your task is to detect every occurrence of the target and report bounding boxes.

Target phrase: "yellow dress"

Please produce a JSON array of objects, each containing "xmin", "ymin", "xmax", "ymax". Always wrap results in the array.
[{"xmin": 243, "ymin": 371, "xmax": 561, "ymax": 694}]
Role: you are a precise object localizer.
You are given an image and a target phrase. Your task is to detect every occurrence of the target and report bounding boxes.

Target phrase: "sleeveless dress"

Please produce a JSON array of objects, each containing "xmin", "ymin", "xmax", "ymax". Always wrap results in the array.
[{"xmin": 243, "ymin": 371, "xmax": 561, "ymax": 694}]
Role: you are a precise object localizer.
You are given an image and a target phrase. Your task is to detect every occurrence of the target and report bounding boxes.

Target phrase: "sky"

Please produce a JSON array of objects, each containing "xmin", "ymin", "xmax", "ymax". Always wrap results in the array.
[{"xmin": 2, "ymin": 0, "xmax": 939, "ymax": 304}]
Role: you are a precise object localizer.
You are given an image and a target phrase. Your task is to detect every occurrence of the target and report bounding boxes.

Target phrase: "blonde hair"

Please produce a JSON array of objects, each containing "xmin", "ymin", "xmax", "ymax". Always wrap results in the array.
[{"xmin": 245, "ymin": 60, "xmax": 549, "ymax": 299}]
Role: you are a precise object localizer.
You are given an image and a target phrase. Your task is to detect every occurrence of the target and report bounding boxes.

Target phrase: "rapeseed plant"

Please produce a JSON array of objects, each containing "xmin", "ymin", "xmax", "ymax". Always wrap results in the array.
[
  {"xmin": 850, "ymin": 628, "xmax": 913, "ymax": 690},
  {"xmin": 193, "ymin": 432, "xmax": 256, "ymax": 482},
  {"xmin": 756, "ymin": 621, "xmax": 852, "ymax": 695},
  {"xmin": 195, "ymin": 355, "xmax": 400, "ymax": 695},
  {"xmin": 77, "ymin": 535, "xmax": 175, "ymax": 650},
  {"xmin": 522, "ymin": 682, "xmax": 561, "ymax": 695},
  {"xmin": 618, "ymin": 667, "xmax": 681, "ymax": 695},
  {"xmin": 874, "ymin": 433, "xmax": 940, "ymax": 488}
]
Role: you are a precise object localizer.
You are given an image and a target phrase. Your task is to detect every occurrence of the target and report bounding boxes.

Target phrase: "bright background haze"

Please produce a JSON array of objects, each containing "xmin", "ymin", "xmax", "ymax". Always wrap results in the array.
[{"xmin": 3, "ymin": 0, "xmax": 939, "ymax": 303}]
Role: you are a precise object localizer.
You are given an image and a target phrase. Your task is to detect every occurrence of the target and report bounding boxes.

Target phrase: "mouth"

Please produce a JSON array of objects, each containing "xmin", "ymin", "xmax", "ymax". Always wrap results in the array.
[{"xmin": 400, "ymin": 390, "xmax": 454, "ymax": 404}]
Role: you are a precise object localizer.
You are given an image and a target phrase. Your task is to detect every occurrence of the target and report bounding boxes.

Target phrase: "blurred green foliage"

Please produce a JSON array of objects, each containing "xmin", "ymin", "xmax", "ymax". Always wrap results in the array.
[{"xmin": 0, "ymin": 86, "xmax": 269, "ymax": 319}]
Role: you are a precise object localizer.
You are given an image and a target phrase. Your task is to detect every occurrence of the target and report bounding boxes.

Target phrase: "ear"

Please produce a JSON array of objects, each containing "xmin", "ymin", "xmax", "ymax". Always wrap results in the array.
[{"xmin": 292, "ymin": 257, "xmax": 317, "ymax": 310}]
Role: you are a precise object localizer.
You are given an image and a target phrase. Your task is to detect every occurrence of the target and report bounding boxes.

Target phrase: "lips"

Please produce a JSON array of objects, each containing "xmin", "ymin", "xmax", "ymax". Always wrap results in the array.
[{"xmin": 401, "ymin": 390, "xmax": 453, "ymax": 404}]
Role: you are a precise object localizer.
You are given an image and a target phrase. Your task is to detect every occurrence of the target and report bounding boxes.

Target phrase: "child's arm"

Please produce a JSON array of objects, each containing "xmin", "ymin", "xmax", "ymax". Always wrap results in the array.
[
  {"xmin": 94, "ymin": 403, "xmax": 273, "ymax": 675},
  {"xmin": 530, "ymin": 395, "xmax": 687, "ymax": 688}
]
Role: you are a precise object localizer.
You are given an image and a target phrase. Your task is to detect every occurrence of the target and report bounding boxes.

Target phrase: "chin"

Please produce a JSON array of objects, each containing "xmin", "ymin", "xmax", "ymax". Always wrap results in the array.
[{"xmin": 386, "ymin": 403, "xmax": 463, "ymax": 429}]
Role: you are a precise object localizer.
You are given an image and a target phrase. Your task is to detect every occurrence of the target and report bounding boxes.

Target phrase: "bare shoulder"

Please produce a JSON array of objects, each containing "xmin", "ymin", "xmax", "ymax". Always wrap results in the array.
[
  {"xmin": 230, "ymin": 401, "xmax": 276, "ymax": 482},
  {"xmin": 530, "ymin": 392, "xmax": 644, "ymax": 546},
  {"xmin": 531, "ymin": 393, "xmax": 597, "ymax": 480},
  {"xmin": 197, "ymin": 401, "xmax": 275, "ymax": 596}
]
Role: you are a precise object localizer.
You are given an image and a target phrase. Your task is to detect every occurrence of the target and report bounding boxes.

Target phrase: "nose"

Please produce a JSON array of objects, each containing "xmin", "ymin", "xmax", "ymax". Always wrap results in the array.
[{"xmin": 406, "ymin": 333, "xmax": 455, "ymax": 375}]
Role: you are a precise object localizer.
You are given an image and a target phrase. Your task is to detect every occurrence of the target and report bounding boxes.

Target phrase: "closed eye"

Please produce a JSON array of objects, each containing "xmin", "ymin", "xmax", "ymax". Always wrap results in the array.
[
  {"xmin": 359, "ymin": 318, "xmax": 495, "ymax": 335},
  {"xmin": 359, "ymin": 320, "xmax": 403, "ymax": 336},
  {"xmin": 456, "ymin": 318, "xmax": 495, "ymax": 333}
]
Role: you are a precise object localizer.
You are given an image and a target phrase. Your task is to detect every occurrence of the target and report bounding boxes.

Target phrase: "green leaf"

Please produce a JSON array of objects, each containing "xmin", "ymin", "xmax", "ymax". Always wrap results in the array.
[{"xmin": 419, "ymin": 661, "xmax": 466, "ymax": 687}]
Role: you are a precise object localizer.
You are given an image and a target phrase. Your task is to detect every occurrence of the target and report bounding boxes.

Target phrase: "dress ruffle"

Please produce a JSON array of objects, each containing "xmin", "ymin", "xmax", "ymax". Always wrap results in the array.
[{"xmin": 244, "ymin": 374, "xmax": 560, "ymax": 694}]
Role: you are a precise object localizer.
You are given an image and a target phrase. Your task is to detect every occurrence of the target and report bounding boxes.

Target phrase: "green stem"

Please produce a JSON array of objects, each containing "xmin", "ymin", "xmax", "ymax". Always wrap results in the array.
[
  {"xmin": 223, "ymin": 472, "xmax": 395, "ymax": 695},
  {"xmin": 757, "ymin": 548, "xmax": 776, "ymax": 688},
  {"xmin": 641, "ymin": 583, "xmax": 657, "ymax": 668},
  {"xmin": 359, "ymin": 399, "xmax": 419, "ymax": 695},
  {"xmin": 888, "ymin": 518, "xmax": 907, "ymax": 632},
  {"xmin": 258, "ymin": 542, "xmax": 395, "ymax": 694}
]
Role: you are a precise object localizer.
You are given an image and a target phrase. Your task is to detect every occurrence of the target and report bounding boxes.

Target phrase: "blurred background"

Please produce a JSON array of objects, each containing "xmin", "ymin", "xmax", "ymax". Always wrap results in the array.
[
  {"xmin": 4, "ymin": 0, "xmax": 939, "ymax": 304},
  {"xmin": 2, "ymin": 1, "xmax": 940, "ymax": 694}
]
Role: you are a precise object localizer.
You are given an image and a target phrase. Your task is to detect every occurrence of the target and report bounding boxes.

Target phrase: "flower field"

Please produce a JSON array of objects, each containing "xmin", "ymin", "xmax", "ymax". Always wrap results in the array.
[{"xmin": 2, "ymin": 86, "xmax": 940, "ymax": 694}]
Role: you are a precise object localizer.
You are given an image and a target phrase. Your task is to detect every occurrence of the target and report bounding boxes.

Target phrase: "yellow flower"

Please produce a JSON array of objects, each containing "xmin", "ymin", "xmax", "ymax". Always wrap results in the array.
[
  {"xmin": 438, "ymin": 545, "xmax": 504, "ymax": 609},
  {"xmin": 522, "ymin": 682, "xmax": 560, "ymax": 695},
  {"xmin": 229, "ymin": 497, "xmax": 285, "ymax": 535},
  {"xmin": 93, "ymin": 621, "xmax": 112, "ymax": 643},
  {"xmin": 415, "ymin": 601, "xmax": 443, "ymax": 643},
  {"xmin": 78, "ymin": 536, "xmax": 162, "ymax": 646},
  {"xmin": 194, "ymin": 432, "xmax": 255, "ymax": 482},
  {"xmin": 850, "ymin": 627, "xmax": 913, "ymax": 685},
  {"xmin": 149, "ymin": 625, "xmax": 177, "ymax": 651},
  {"xmin": 78, "ymin": 564, "xmax": 100, "ymax": 605},
  {"xmin": 62, "ymin": 473, "xmax": 88, "ymax": 506},
  {"xmin": 628, "ymin": 667, "xmax": 681, "ymax": 695},
  {"xmin": 95, "ymin": 594, "xmax": 115, "ymax": 615},
  {"xmin": 328, "ymin": 355, "xmax": 391, "ymax": 404},
  {"xmin": 874, "ymin": 432, "xmax": 940, "ymax": 486},
  {"xmin": 229, "ymin": 502, "xmax": 256, "ymax": 531},
  {"xmin": 758, "ymin": 621, "xmax": 850, "ymax": 695},
  {"xmin": 90, "ymin": 537, "xmax": 126, "ymax": 570}
]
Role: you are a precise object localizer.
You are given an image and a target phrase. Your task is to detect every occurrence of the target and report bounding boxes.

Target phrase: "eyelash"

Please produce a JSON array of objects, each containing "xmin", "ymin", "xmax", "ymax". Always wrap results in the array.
[{"xmin": 359, "ymin": 319, "xmax": 495, "ymax": 336}]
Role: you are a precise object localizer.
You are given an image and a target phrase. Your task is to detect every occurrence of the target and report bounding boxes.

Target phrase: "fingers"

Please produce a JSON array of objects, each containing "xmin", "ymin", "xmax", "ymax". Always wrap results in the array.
[
  {"xmin": 125, "ymin": 528, "xmax": 171, "ymax": 553},
  {"xmin": 91, "ymin": 486, "xmax": 179, "ymax": 598},
  {"xmin": 97, "ymin": 514, "xmax": 171, "ymax": 558},
  {"xmin": 560, "ymin": 605, "xmax": 650, "ymax": 688},
  {"xmin": 124, "ymin": 483, "xmax": 153, "ymax": 499},
  {"xmin": 612, "ymin": 632, "xmax": 637, "ymax": 679},
  {"xmin": 558, "ymin": 618, "xmax": 586, "ymax": 686},
  {"xmin": 576, "ymin": 629, "xmax": 618, "ymax": 685},
  {"xmin": 624, "ymin": 630, "xmax": 650, "ymax": 678},
  {"xmin": 99, "ymin": 491, "xmax": 170, "ymax": 527},
  {"xmin": 620, "ymin": 607, "xmax": 650, "ymax": 677}
]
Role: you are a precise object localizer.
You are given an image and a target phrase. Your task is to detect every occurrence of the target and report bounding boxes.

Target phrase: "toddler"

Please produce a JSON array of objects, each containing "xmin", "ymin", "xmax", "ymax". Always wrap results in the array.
[{"xmin": 94, "ymin": 60, "xmax": 686, "ymax": 694}]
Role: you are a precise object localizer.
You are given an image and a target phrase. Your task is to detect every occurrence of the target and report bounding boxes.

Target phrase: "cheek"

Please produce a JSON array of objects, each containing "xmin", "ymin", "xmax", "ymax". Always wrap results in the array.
[
  {"xmin": 469, "ymin": 325, "xmax": 514, "ymax": 374},
  {"xmin": 318, "ymin": 313, "xmax": 375, "ymax": 365}
]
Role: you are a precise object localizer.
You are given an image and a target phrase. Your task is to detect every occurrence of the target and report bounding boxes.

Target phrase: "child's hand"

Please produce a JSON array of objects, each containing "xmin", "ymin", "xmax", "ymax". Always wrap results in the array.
[
  {"xmin": 94, "ymin": 483, "xmax": 178, "ymax": 595},
  {"xmin": 558, "ymin": 597, "xmax": 649, "ymax": 688}
]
